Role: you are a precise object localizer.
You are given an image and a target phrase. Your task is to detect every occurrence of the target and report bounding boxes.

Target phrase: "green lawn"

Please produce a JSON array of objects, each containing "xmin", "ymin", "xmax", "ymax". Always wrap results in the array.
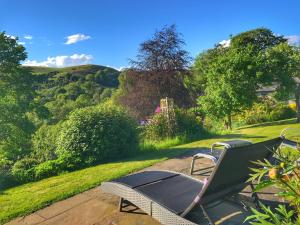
[{"xmin": 1, "ymin": 120, "xmax": 300, "ymax": 224}]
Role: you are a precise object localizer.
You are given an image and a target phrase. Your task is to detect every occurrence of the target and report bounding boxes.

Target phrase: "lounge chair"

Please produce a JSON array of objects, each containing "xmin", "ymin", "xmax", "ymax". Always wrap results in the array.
[
  {"xmin": 190, "ymin": 139, "xmax": 252, "ymax": 175},
  {"xmin": 280, "ymin": 128, "xmax": 300, "ymax": 150},
  {"xmin": 101, "ymin": 138, "xmax": 282, "ymax": 225}
]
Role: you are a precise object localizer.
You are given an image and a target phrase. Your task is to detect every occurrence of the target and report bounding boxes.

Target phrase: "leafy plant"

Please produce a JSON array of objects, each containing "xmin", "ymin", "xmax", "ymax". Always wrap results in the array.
[
  {"xmin": 32, "ymin": 122, "xmax": 63, "ymax": 162},
  {"xmin": 246, "ymin": 143, "xmax": 300, "ymax": 224},
  {"xmin": 235, "ymin": 98, "xmax": 296, "ymax": 126},
  {"xmin": 56, "ymin": 103, "xmax": 139, "ymax": 167},
  {"xmin": 11, "ymin": 157, "xmax": 39, "ymax": 183},
  {"xmin": 141, "ymin": 108, "xmax": 205, "ymax": 141}
]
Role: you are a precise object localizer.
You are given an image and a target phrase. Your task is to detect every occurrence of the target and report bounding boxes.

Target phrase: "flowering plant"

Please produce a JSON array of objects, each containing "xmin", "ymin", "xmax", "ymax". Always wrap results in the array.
[{"xmin": 245, "ymin": 142, "xmax": 300, "ymax": 224}]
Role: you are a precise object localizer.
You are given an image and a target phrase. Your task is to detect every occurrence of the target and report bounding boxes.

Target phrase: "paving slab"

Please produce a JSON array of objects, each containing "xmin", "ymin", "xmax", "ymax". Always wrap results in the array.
[
  {"xmin": 6, "ymin": 148, "xmax": 283, "ymax": 225},
  {"xmin": 37, "ymin": 193, "xmax": 93, "ymax": 219}
]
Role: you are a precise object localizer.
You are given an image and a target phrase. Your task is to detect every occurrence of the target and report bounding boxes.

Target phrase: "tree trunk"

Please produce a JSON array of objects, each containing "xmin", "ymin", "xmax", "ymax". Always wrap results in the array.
[
  {"xmin": 228, "ymin": 114, "xmax": 232, "ymax": 130},
  {"xmin": 295, "ymin": 83, "xmax": 300, "ymax": 123},
  {"xmin": 224, "ymin": 114, "xmax": 232, "ymax": 130}
]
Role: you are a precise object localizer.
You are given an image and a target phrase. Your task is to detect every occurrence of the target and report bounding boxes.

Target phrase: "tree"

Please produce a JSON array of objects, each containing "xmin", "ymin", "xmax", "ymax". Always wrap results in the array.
[
  {"xmin": 198, "ymin": 46, "xmax": 259, "ymax": 129},
  {"xmin": 186, "ymin": 47, "xmax": 226, "ymax": 101},
  {"xmin": 231, "ymin": 28, "xmax": 286, "ymax": 53},
  {"xmin": 118, "ymin": 25, "xmax": 192, "ymax": 119},
  {"xmin": 0, "ymin": 32, "xmax": 35, "ymax": 161},
  {"xmin": 265, "ymin": 43, "xmax": 300, "ymax": 121},
  {"xmin": 131, "ymin": 25, "xmax": 190, "ymax": 72},
  {"xmin": 195, "ymin": 28, "xmax": 289, "ymax": 129}
]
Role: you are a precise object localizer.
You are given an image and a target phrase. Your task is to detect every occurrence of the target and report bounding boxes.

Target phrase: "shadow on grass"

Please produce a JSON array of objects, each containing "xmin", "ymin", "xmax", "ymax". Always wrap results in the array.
[
  {"xmin": 216, "ymin": 133, "xmax": 266, "ymax": 139},
  {"xmin": 237, "ymin": 118, "xmax": 297, "ymax": 130},
  {"xmin": 121, "ymin": 146, "xmax": 204, "ymax": 163}
]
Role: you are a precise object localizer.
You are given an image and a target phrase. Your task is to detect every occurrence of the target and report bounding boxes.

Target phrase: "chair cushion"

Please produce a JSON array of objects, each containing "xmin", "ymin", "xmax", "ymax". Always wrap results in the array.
[
  {"xmin": 112, "ymin": 170, "xmax": 179, "ymax": 188},
  {"xmin": 136, "ymin": 174, "xmax": 204, "ymax": 215}
]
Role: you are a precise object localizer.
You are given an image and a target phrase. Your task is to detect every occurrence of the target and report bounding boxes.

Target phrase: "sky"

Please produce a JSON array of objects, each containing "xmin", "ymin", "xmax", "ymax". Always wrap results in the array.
[{"xmin": 1, "ymin": 0, "xmax": 300, "ymax": 70}]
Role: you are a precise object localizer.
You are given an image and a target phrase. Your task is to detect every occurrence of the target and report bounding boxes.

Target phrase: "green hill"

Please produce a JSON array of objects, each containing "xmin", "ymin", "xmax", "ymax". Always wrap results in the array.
[{"xmin": 25, "ymin": 64, "xmax": 121, "ymax": 122}]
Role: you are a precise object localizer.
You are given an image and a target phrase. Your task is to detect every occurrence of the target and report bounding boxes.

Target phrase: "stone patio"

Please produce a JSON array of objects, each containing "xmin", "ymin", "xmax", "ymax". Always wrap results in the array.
[{"xmin": 7, "ymin": 149, "xmax": 283, "ymax": 225}]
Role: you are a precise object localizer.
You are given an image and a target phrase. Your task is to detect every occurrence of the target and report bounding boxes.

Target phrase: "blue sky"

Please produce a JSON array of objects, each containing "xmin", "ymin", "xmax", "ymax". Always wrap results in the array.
[{"xmin": 1, "ymin": 0, "xmax": 300, "ymax": 70}]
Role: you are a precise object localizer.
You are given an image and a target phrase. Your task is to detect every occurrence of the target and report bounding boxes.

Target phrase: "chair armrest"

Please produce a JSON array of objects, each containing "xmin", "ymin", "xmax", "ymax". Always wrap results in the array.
[{"xmin": 211, "ymin": 140, "xmax": 253, "ymax": 156}]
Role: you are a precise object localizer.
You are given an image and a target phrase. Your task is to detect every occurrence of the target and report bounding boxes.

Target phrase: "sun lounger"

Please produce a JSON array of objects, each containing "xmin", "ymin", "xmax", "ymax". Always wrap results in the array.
[
  {"xmin": 101, "ymin": 138, "xmax": 282, "ymax": 225},
  {"xmin": 190, "ymin": 139, "xmax": 252, "ymax": 175}
]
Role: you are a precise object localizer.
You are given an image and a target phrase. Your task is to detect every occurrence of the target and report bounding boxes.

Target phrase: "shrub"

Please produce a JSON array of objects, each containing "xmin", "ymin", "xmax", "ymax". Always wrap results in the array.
[
  {"xmin": 0, "ymin": 156, "xmax": 15, "ymax": 189},
  {"xmin": 32, "ymin": 122, "xmax": 63, "ymax": 162},
  {"xmin": 142, "ymin": 113, "xmax": 170, "ymax": 141},
  {"xmin": 175, "ymin": 109, "xmax": 205, "ymax": 138},
  {"xmin": 268, "ymin": 104, "xmax": 296, "ymax": 121},
  {"xmin": 236, "ymin": 98, "xmax": 296, "ymax": 126},
  {"xmin": 34, "ymin": 157, "xmax": 72, "ymax": 180},
  {"xmin": 142, "ymin": 108, "xmax": 205, "ymax": 141},
  {"xmin": 11, "ymin": 157, "xmax": 39, "ymax": 183},
  {"xmin": 56, "ymin": 104, "xmax": 139, "ymax": 167}
]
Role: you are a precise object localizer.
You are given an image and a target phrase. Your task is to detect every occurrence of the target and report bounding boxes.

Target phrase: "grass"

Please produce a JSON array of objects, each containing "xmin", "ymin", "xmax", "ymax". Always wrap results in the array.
[{"xmin": 1, "ymin": 119, "xmax": 300, "ymax": 224}]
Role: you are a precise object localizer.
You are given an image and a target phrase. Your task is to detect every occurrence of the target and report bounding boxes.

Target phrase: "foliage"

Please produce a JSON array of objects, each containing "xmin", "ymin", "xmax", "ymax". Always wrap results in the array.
[
  {"xmin": 130, "ymin": 24, "xmax": 191, "ymax": 71},
  {"xmin": 30, "ymin": 64, "xmax": 120, "ymax": 122},
  {"xmin": 230, "ymin": 28, "xmax": 286, "ymax": 53},
  {"xmin": 56, "ymin": 104, "xmax": 139, "ymax": 167},
  {"xmin": 264, "ymin": 43, "xmax": 300, "ymax": 122},
  {"xmin": 246, "ymin": 142, "xmax": 300, "ymax": 224},
  {"xmin": 187, "ymin": 48, "xmax": 223, "ymax": 101},
  {"xmin": 235, "ymin": 98, "xmax": 296, "ymax": 126},
  {"xmin": 117, "ymin": 25, "xmax": 192, "ymax": 119},
  {"xmin": 11, "ymin": 157, "xmax": 39, "ymax": 183},
  {"xmin": 141, "ymin": 108, "xmax": 205, "ymax": 141},
  {"xmin": 32, "ymin": 122, "xmax": 63, "ymax": 162},
  {"xmin": 34, "ymin": 158, "xmax": 71, "ymax": 180},
  {"xmin": 0, "ymin": 32, "xmax": 36, "ymax": 161},
  {"xmin": 0, "ymin": 156, "xmax": 15, "ymax": 189},
  {"xmin": 246, "ymin": 203, "xmax": 298, "ymax": 225},
  {"xmin": 198, "ymin": 45, "xmax": 259, "ymax": 129},
  {"xmin": 195, "ymin": 28, "xmax": 296, "ymax": 129},
  {"xmin": 175, "ymin": 108, "xmax": 206, "ymax": 137},
  {"xmin": 141, "ymin": 113, "xmax": 170, "ymax": 141}
]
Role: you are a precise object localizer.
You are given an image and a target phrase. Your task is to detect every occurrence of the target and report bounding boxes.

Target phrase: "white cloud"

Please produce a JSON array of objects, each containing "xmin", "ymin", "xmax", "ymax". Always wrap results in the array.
[
  {"xmin": 219, "ymin": 39, "xmax": 231, "ymax": 47},
  {"xmin": 5, "ymin": 34, "xmax": 16, "ymax": 39},
  {"xmin": 65, "ymin": 33, "xmax": 91, "ymax": 45},
  {"xmin": 24, "ymin": 35, "xmax": 33, "ymax": 40},
  {"xmin": 285, "ymin": 35, "xmax": 300, "ymax": 46},
  {"xmin": 23, "ymin": 54, "xmax": 93, "ymax": 68},
  {"xmin": 117, "ymin": 66, "xmax": 126, "ymax": 71},
  {"xmin": 107, "ymin": 65, "xmax": 127, "ymax": 71},
  {"xmin": 18, "ymin": 41, "xmax": 26, "ymax": 46}
]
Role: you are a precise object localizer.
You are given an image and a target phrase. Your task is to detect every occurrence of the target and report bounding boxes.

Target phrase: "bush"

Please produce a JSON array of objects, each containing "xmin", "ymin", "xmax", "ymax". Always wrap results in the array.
[
  {"xmin": 11, "ymin": 157, "xmax": 39, "ymax": 183},
  {"xmin": 142, "ymin": 108, "xmax": 205, "ymax": 141},
  {"xmin": 142, "ymin": 113, "xmax": 170, "ymax": 141},
  {"xmin": 32, "ymin": 122, "xmax": 63, "ymax": 162},
  {"xmin": 236, "ymin": 98, "xmax": 296, "ymax": 126},
  {"xmin": 268, "ymin": 104, "xmax": 296, "ymax": 121},
  {"xmin": 56, "ymin": 104, "xmax": 139, "ymax": 167},
  {"xmin": 0, "ymin": 156, "xmax": 15, "ymax": 189},
  {"xmin": 34, "ymin": 157, "xmax": 72, "ymax": 180},
  {"xmin": 175, "ymin": 109, "xmax": 205, "ymax": 138}
]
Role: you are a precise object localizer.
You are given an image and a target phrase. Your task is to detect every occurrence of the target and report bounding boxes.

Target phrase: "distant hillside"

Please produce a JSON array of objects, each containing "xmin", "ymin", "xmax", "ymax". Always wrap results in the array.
[
  {"xmin": 25, "ymin": 64, "xmax": 120, "ymax": 87},
  {"xmin": 25, "ymin": 64, "xmax": 121, "ymax": 122}
]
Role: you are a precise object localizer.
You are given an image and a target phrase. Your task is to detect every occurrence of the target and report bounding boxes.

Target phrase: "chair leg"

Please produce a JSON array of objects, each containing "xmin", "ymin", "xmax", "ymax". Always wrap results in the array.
[
  {"xmin": 190, "ymin": 157, "xmax": 196, "ymax": 175},
  {"xmin": 200, "ymin": 204, "xmax": 215, "ymax": 225},
  {"xmin": 119, "ymin": 197, "xmax": 124, "ymax": 212}
]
